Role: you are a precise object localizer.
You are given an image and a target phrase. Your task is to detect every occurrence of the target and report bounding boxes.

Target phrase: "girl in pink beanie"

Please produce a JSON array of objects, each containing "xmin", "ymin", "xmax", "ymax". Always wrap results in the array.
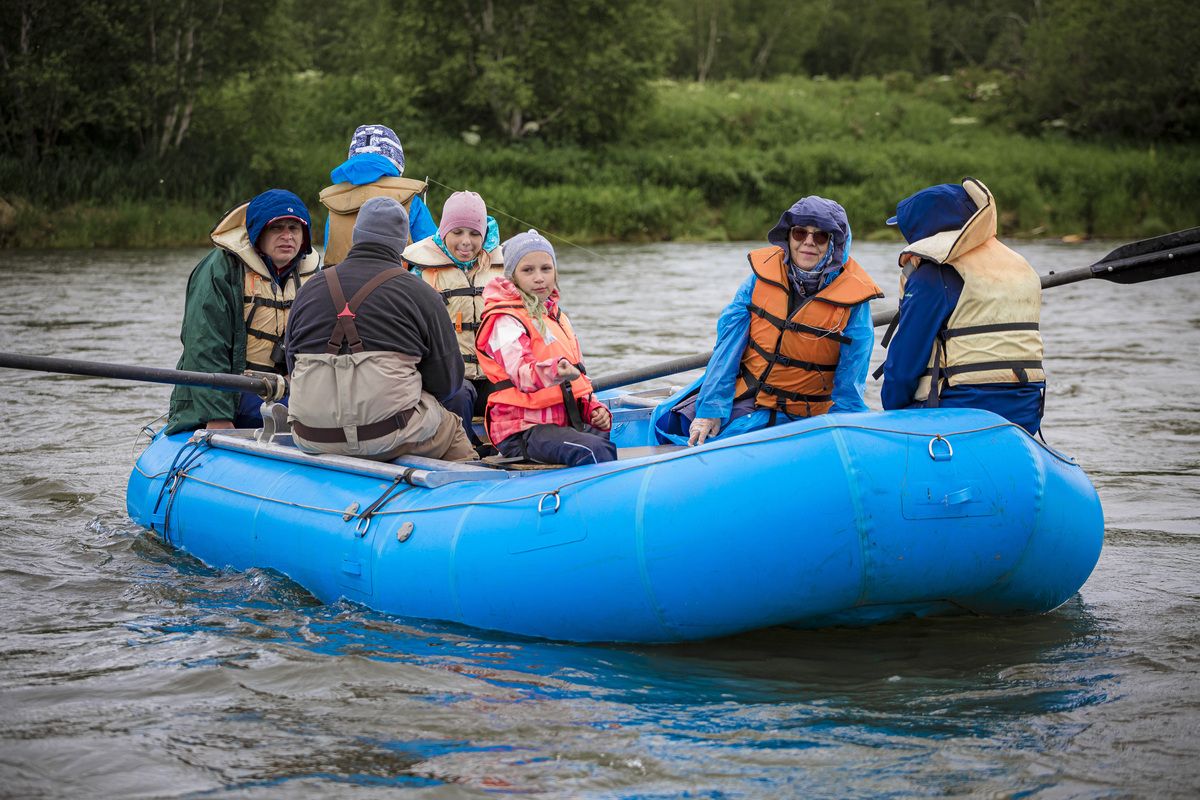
[
  {"xmin": 438, "ymin": 191, "xmax": 486, "ymax": 238},
  {"xmin": 401, "ymin": 190, "xmax": 504, "ymax": 454}
]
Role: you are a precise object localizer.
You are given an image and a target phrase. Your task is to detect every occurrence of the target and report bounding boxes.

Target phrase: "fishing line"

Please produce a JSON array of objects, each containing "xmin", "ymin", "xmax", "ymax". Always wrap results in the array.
[{"xmin": 425, "ymin": 176, "xmax": 614, "ymax": 264}]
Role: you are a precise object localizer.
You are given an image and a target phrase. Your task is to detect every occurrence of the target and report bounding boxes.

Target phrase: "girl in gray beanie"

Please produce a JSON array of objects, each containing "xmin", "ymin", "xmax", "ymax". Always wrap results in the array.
[{"xmin": 473, "ymin": 230, "xmax": 617, "ymax": 467}]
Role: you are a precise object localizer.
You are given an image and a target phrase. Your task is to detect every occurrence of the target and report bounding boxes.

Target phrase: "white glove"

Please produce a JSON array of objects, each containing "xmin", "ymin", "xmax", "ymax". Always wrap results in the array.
[{"xmin": 688, "ymin": 417, "xmax": 721, "ymax": 446}]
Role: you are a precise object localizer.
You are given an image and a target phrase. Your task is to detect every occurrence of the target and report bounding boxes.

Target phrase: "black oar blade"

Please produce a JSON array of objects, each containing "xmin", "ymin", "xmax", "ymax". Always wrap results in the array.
[
  {"xmin": 1093, "ymin": 241, "xmax": 1200, "ymax": 285},
  {"xmin": 1095, "ymin": 226, "xmax": 1200, "ymax": 264}
]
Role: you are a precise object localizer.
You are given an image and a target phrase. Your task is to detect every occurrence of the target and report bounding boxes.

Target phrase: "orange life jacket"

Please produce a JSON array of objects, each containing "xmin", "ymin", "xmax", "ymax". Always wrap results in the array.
[
  {"xmin": 733, "ymin": 247, "xmax": 883, "ymax": 416},
  {"xmin": 476, "ymin": 296, "xmax": 595, "ymax": 441}
]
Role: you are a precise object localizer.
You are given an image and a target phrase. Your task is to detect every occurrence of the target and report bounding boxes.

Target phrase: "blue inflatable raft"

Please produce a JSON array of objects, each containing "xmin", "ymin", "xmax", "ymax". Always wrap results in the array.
[{"xmin": 126, "ymin": 397, "xmax": 1104, "ymax": 643}]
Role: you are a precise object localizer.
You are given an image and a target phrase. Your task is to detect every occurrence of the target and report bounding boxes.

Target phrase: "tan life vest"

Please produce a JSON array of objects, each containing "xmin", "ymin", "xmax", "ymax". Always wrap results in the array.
[
  {"xmin": 733, "ymin": 247, "xmax": 883, "ymax": 417},
  {"xmin": 210, "ymin": 203, "xmax": 319, "ymax": 373},
  {"xmin": 402, "ymin": 236, "xmax": 505, "ymax": 380},
  {"xmin": 895, "ymin": 178, "xmax": 1045, "ymax": 402},
  {"xmin": 319, "ymin": 176, "xmax": 428, "ymax": 267},
  {"xmin": 287, "ymin": 266, "xmax": 442, "ymax": 458}
]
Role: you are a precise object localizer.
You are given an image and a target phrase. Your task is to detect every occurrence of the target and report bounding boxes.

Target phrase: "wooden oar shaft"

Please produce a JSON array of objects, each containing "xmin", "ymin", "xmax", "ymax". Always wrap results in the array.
[{"xmin": 0, "ymin": 352, "xmax": 275, "ymax": 397}]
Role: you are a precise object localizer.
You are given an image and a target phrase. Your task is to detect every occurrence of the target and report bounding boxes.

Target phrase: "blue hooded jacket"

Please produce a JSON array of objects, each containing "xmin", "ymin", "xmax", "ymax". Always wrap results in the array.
[
  {"xmin": 651, "ymin": 197, "xmax": 876, "ymax": 445},
  {"xmin": 880, "ymin": 182, "xmax": 1044, "ymax": 434}
]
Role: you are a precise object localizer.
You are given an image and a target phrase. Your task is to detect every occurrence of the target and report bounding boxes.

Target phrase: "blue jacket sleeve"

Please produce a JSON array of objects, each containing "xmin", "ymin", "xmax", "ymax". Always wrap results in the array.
[
  {"xmin": 695, "ymin": 275, "xmax": 755, "ymax": 421},
  {"xmin": 830, "ymin": 301, "xmax": 874, "ymax": 413},
  {"xmin": 881, "ymin": 262, "xmax": 961, "ymax": 410},
  {"xmin": 409, "ymin": 195, "xmax": 438, "ymax": 243}
]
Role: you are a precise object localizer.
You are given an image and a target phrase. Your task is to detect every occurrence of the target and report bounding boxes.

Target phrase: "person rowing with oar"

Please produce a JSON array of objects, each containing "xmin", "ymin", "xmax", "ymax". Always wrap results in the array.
[
  {"xmin": 651, "ymin": 196, "xmax": 883, "ymax": 446},
  {"xmin": 166, "ymin": 189, "xmax": 320, "ymax": 435}
]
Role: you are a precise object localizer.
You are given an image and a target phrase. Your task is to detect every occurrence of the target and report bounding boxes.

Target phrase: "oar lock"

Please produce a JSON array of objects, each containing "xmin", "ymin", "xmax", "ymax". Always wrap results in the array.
[
  {"xmin": 243, "ymin": 370, "xmax": 288, "ymax": 402},
  {"xmin": 256, "ymin": 402, "xmax": 290, "ymax": 443}
]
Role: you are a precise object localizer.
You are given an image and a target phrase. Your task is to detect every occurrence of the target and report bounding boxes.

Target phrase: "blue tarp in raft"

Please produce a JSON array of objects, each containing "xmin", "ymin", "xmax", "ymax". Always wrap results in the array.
[{"xmin": 126, "ymin": 402, "xmax": 1103, "ymax": 644}]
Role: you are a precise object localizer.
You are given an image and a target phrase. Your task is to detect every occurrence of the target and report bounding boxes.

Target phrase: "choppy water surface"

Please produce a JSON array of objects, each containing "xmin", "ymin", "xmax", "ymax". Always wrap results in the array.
[{"xmin": 1, "ymin": 240, "xmax": 1197, "ymax": 798}]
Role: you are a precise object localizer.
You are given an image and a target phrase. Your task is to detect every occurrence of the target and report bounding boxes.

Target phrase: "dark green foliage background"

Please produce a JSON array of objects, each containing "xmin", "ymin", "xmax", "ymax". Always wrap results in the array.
[{"xmin": 1, "ymin": 0, "xmax": 1196, "ymax": 246}]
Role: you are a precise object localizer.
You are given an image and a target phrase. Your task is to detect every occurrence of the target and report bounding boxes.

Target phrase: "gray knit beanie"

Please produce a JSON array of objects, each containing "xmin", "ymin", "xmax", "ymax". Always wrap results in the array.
[
  {"xmin": 352, "ymin": 196, "xmax": 410, "ymax": 256},
  {"xmin": 501, "ymin": 229, "xmax": 556, "ymax": 278}
]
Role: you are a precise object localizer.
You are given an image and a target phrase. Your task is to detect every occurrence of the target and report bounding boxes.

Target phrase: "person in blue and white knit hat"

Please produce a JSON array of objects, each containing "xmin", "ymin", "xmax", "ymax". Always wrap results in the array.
[{"xmin": 318, "ymin": 123, "xmax": 438, "ymax": 266}]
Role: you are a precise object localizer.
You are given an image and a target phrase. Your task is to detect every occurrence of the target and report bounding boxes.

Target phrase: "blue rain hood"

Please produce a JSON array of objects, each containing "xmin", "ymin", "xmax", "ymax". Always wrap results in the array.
[
  {"xmin": 329, "ymin": 152, "xmax": 401, "ymax": 186},
  {"xmin": 886, "ymin": 183, "xmax": 977, "ymax": 244},
  {"xmin": 767, "ymin": 196, "xmax": 851, "ymax": 268},
  {"xmin": 245, "ymin": 189, "xmax": 313, "ymax": 267}
]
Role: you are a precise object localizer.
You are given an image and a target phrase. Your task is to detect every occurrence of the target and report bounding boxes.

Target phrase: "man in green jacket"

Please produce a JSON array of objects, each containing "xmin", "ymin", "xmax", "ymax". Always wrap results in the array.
[{"xmin": 166, "ymin": 189, "xmax": 320, "ymax": 435}]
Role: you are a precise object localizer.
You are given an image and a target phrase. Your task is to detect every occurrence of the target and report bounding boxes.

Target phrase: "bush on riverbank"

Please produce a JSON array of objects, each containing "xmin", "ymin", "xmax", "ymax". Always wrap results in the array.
[{"xmin": 2, "ymin": 75, "xmax": 1196, "ymax": 248}]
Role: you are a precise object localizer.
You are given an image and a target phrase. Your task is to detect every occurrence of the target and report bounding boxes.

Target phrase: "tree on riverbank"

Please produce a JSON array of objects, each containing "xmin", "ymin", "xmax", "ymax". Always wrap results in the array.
[{"xmin": 1, "ymin": 0, "xmax": 1197, "ymax": 248}]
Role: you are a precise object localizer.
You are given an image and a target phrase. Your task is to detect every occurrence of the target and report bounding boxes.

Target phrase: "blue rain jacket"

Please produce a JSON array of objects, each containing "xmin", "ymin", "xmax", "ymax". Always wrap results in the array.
[{"xmin": 651, "ymin": 267, "xmax": 875, "ymax": 445}]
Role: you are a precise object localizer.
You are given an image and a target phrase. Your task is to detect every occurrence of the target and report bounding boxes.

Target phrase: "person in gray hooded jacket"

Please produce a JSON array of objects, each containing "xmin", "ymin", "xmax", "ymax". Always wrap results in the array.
[{"xmin": 284, "ymin": 196, "xmax": 475, "ymax": 461}]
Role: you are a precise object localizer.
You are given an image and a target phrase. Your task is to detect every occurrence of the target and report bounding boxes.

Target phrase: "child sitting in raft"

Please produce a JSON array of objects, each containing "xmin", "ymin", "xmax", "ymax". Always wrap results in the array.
[
  {"xmin": 475, "ymin": 230, "xmax": 617, "ymax": 467},
  {"xmin": 401, "ymin": 190, "xmax": 504, "ymax": 453}
]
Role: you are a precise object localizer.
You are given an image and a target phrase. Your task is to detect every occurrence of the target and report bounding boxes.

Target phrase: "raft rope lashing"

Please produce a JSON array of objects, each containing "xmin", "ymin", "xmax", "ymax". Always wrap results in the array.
[
  {"xmin": 353, "ymin": 471, "xmax": 417, "ymax": 536},
  {"xmin": 150, "ymin": 437, "xmax": 211, "ymax": 545},
  {"xmin": 145, "ymin": 420, "xmax": 1069, "ymax": 524}
]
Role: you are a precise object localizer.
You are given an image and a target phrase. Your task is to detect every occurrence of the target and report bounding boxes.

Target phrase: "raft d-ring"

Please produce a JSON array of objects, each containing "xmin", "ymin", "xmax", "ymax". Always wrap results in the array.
[
  {"xmin": 538, "ymin": 492, "xmax": 561, "ymax": 515},
  {"xmin": 928, "ymin": 435, "xmax": 954, "ymax": 462},
  {"xmin": 355, "ymin": 514, "xmax": 372, "ymax": 537}
]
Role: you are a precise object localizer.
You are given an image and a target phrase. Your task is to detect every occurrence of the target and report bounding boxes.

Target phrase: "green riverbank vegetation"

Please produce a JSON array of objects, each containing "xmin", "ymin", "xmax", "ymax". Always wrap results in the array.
[{"xmin": 2, "ymin": 0, "xmax": 1197, "ymax": 249}]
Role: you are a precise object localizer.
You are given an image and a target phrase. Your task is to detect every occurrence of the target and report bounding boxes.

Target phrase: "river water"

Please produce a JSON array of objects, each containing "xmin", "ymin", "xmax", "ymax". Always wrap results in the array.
[{"xmin": 0, "ymin": 240, "xmax": 1197, "ymax": 798}]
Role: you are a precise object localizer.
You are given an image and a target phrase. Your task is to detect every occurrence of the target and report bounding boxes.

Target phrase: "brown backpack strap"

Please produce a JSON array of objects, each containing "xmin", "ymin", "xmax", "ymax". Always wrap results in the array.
[{"xmin": 324, "ymin": 266, "xmax": 410, "ymax": 354}]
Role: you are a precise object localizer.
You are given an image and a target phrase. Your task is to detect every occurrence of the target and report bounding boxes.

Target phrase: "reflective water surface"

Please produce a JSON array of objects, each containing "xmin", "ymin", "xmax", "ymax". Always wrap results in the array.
[{"xmin": 1, "ymin": 240, "xmax": 1197, "ymax": 797}]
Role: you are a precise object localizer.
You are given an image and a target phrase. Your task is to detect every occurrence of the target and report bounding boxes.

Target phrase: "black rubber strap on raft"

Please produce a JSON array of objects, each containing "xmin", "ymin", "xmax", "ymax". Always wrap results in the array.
[{"xmin": 356, "ymin": 476, "xmax": 414, "ymax": 526}]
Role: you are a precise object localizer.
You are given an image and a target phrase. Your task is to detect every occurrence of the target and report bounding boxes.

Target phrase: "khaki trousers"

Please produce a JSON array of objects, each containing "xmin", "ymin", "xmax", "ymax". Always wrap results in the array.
[{"xmin": 378, "ymin": 404, "xmax": 476, "ymax": 462}]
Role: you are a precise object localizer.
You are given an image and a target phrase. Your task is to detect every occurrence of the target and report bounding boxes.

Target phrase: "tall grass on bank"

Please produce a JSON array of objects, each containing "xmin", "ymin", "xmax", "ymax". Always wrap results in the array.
[{"xmin": 2, "ymin": 76, "xmax": 1197, "ymax": 248}]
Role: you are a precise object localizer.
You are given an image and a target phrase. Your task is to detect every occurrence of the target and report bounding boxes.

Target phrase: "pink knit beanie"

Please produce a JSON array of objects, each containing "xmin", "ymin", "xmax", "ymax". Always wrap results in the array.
[{"xmin": 438, "ymin": 191, "xmax": 487, "ymax": 237}]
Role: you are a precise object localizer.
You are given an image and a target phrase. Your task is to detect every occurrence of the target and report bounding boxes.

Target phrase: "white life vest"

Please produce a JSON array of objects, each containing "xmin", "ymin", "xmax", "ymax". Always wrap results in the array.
[{"xmin": 401, "ymin": 236, "xmax": 505, "ymax": 381}]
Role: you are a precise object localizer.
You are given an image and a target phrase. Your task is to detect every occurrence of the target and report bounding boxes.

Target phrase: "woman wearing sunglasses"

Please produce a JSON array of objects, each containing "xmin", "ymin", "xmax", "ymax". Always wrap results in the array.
[{"xmin": 651, "ymin": 196, "xmax": 884, "ymax": 446}]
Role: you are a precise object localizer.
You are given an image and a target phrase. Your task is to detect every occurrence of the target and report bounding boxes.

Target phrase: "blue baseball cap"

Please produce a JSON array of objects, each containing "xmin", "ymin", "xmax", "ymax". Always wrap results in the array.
[{"xmin": 886, "ymin": 183, "xmax": 977, "ymax": 244}]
